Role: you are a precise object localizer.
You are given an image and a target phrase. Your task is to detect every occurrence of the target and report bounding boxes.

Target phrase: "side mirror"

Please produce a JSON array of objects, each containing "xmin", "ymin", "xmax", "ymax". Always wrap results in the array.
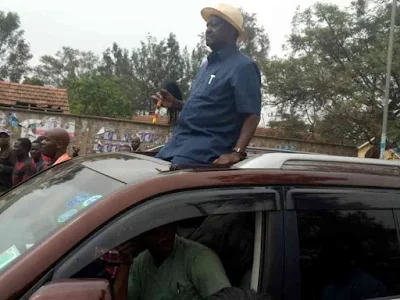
[{"xmin": 29, "ymin": 279, "xmax": 112, "ymax": 300}]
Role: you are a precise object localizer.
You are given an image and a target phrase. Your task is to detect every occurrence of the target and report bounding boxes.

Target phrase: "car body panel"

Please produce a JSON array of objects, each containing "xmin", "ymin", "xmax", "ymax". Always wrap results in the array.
[{"xmin": 1, "ymin": 152, "xmax": 400, "ymax": 299}]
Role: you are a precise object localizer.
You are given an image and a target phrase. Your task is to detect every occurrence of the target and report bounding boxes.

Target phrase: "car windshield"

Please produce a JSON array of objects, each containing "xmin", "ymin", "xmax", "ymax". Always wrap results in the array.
[{"xmin": 0, "ymin": 158, "xmax": 125, "ymax": 273}]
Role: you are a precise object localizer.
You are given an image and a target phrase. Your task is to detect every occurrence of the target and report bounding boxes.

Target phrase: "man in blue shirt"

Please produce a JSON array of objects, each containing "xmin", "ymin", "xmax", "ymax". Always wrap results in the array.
[{"xmin": 153, "ymin": 4, "xmax": 261, "ymax": 166}]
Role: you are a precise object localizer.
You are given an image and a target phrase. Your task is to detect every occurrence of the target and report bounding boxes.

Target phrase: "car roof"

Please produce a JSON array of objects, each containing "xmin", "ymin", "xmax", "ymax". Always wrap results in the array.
[
  {"xmin": 236, "ymin": 153, "xmax": 400, "ymax": 176},
  {"xmin": 66, "ymin": 151, "xmax": 400, "ymax": 183},
  {"xmin": 72, "ymin": 152, "xmax": 171, "ymax": 184}
]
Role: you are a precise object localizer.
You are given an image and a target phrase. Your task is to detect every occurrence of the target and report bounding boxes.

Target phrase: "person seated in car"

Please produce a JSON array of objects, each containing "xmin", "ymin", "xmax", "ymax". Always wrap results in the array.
[
  {"xmin": 113, "ymin": 223, "xmax": 231, "ymax": 300},
  {"xmin": 319, "ymin": 232, "xmax": 387, "ymax": 300},
  {"xmin": 185, "ymin": 213, "xmax": 255, "ymax": 287}
]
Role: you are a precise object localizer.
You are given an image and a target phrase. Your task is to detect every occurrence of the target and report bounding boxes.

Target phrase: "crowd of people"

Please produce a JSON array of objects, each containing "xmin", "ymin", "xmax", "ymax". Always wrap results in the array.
[
  {"xmin": 0, "ymin": 127, "xmax": 72, "ymax": 191},
  {"xmin": 0, "ymin": 123, "xmax": 146, "ymax": 192}
]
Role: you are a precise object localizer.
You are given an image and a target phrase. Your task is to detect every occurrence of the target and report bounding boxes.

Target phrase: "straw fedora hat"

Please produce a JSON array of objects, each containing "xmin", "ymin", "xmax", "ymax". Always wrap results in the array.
[{"xmin": 201, "ymin": 4, "xmax": 245, "ymax": 41}]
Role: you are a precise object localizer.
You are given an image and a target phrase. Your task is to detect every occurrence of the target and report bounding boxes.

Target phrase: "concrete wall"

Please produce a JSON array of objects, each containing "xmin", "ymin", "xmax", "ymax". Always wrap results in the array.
[
  {"xmin": 0, "ymin": 107, "xmax": 357, "ymax": 157},
  {"xmin": 250, "ymin": 135, "xmax": 357, "ymax": 157},
  {"xmin": 0, "ymin": 108, "xmax": 169, "ymax": 155}
]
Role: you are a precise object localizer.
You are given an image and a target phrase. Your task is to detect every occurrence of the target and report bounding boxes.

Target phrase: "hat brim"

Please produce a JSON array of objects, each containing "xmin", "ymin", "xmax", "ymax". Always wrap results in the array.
[{"xmin": 201, "ymin": 7, "xmax": 245, "ymax": 42}]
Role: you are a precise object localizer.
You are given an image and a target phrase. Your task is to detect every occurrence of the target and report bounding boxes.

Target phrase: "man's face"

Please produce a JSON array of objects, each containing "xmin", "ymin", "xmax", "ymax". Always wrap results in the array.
[
  {"xmin": 41, "ymin": 134, "xmax": 58, "ymax": 157},
  {"xmin": 143, "ymin": 225, "xmax": 176, "ymax": 257},
  {"xmin": 0, "ymin": 133, "xmax": 10, "ymax": 148},
  {"xmin": 131, "ymin": 138, "xmax": 140, "ymax": 151},
  {"xmin": 30, "ymin": 142, "xmax": 41, "ymax": 161},
  {"xmin": 205, "ymin": 15, "xmax": 234, "ymax": 50},
  {"xmin": 13, "ymin": 141, "xmax": 24, "ymax": 157}
]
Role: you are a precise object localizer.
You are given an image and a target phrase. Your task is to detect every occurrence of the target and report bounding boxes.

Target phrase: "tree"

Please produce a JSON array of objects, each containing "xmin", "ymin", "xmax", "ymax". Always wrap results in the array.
[
  {"xmin": 264, "ymin": 0, "xmax": 400, "ymax": 145},
  {"xmin": 68, "ymin": 74, "xmax": 133, "ymax": 118},
  {"xmin": 131, "ymin": 33, "xmax": 186, "ymax": 113},
  {"xmin": 239, "ymin": 10, "xmax": 270, "ymax": 65},
  {"xmin": 98, "ymin": 42, "xmax": 139, "ymax": 112},
  {"xmin": 34, "ymin": 47, "xmax": 99, "ymax": 87},
  {"xmin": 0, "ymin": 11, "xmax": 32, "ymax": 82},
  {"xmin": 22, "ymin": 76, "xmax": 44, "ymax": 86},
  {"xmin": 269, "ymin": 114, "xmax": 311, "ymax": 140},
  {"xmin": 99, "ymin": 43, "xmax": 132, "ymax": 77}
]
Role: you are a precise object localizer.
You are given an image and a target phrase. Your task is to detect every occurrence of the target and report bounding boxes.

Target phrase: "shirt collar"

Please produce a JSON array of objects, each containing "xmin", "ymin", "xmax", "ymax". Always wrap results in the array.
[{"xmin": 207, "ymin": 44, "xmax": 238, "ymax": 63}]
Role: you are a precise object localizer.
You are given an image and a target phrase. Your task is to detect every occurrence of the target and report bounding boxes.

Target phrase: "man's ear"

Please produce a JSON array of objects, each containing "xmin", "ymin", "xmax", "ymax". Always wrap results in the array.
[{"xmin": 56, "ymin": 141, "xmax": 63, "ymax": 149}]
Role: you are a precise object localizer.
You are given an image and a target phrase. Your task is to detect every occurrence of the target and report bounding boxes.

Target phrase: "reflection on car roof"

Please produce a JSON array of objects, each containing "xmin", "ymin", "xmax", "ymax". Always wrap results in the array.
[{"xmin": 74, "ymin": 153, "xmax": 171, "ymax": 184}]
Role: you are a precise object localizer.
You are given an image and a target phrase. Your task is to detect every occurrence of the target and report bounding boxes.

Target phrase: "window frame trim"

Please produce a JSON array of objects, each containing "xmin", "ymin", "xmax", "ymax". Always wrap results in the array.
[
  {"xmin": 285, "ymin": 186, "xmax": 400, "ymax": 300},
  {"xmin": 286, "ymin": 187, "xmax": 400, "ymax": 210},
  {"xmin": 51, "ymin": 186, "xmax": 281, "ymax": 286}
]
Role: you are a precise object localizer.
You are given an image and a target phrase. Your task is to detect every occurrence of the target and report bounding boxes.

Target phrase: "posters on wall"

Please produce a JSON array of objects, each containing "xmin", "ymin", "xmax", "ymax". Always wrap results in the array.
[
  {"xmin": 20, "ymin": 118, "xmax": 75, "ymax": 141},
  {"xmin": 0, "ymin": 112, "xmax": 7, "ymax": 127},
  {"xmin": 92, "ymin": 127, "xmax": 168, "ymax": 153},
  {"xmin": 93, "ymin": 127, "xmax": 135, "ymax": 153},
  {"xmin": 0, "ymin": 111, "xmax": 19, "ymax": 127}
]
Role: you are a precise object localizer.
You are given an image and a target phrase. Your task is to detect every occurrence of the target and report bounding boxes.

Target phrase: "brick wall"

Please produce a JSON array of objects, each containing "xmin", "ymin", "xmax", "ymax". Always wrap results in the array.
[{"xmin": 0, "ymin": 107, "xmax": 357, "ymax": 157}]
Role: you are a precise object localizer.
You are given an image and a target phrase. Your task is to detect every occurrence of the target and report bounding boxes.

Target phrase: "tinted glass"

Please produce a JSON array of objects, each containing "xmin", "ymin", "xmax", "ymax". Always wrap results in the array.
[
  {"xmin": 298, "ymin": 210, "xmax": 400, "ymax": 300},
  {"xmin": 53, "ymin": 187, "xmax": 277, "ymax": 283},
  {"xmin": 0, "ymin": 160, "xmax": 124, "ymax": 273}
]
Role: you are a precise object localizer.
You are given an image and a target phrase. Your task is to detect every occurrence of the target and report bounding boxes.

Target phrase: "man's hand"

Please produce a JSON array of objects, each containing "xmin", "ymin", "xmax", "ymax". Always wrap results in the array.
[
  {"xmin": 151, "ymin": 89, "xmax": 176, "ymax": 109},
  {"xmin": 213, "ymin": 152, "xmax": 242, "ymax": 165},
  {"xmin": 117, "ymin": 241, "xmax": 136, "ymax": 266}
]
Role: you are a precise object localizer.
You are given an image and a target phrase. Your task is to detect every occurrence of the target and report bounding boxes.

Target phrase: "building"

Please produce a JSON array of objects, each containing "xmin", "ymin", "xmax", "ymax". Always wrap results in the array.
[{"xmin": 0, "ymin": 81, "xmax": 69, "ymax": 113}]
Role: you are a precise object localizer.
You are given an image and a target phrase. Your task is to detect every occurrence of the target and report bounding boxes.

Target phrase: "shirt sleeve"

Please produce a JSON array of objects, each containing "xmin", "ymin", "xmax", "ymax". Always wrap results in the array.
[
  {"xmin": 232, "ymin": 61, "xmax": 262, "ymax": 115},
  {"xmin": 128, "ymin": 259, "xmax": 141, "ymax": 300},
  {"xmin": 191, "ymin": 250, "xmax": 231, "ymax": 298}
]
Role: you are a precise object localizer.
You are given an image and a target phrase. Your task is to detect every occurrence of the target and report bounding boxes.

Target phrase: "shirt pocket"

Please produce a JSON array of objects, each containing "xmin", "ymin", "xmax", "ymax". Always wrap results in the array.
[
  {"xmin": 172, "ymin": 280, "xmax": 197, "ymax": 300},
  {"xmin": 193, "ymin": 69, "xmax": 228, "ymax": 98}
]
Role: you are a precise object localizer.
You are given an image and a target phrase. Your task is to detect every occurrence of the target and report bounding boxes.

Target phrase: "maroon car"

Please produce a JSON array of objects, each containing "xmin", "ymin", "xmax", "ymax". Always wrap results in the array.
[{"xmin": 0, "ymin": 152, "xmax": 400, "ymax": 300}]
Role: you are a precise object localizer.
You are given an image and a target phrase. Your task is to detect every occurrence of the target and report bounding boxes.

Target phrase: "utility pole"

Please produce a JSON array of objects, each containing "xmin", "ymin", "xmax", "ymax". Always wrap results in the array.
[{"xmin": 380, "ymin": 0, "xmax": 397, "ymax": 159}]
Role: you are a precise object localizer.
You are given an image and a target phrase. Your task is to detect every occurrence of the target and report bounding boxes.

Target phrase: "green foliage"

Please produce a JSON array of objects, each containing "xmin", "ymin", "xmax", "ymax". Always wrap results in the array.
[
  {"xmin": 9, "ymin": 3, "xmax": 400, "ymax": 145},
  {"xmin": 263, "ymin": 0, "xmax": 400, "ymax": 145},
  {"xmin": 269, "ymin": 114, "xmax": 310, "ymax": 140},
  {"xmin": 239, "ymin": 10, "xmax": 270, "ymax": 65},
  {"xmin": 34, "ymin": 47, "xmax": 99, "ymax": 88},
  {"xmin": 69, "ymin": 75, "xmax": 133, "ymax": 118},
  {"xmin": 130, "ymin": 33, "xmax": 186, "ymax": 112},
  {"xmin": 0, "ymin": 11, "xmax": 32, "ymax": 82},
  {"xmin": 22, "ymin": 76, "xmax": 44, "ymax": 86},
  {"xmin": 7, "ymin": 8, "xmax": 271, "ymax": 121}
]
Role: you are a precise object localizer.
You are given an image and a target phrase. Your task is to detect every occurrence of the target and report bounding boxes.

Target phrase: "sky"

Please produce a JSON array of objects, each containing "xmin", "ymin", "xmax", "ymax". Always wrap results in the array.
[{"xmin": 1, "ymin": 0, "xmax": 353, "ymax": 65}]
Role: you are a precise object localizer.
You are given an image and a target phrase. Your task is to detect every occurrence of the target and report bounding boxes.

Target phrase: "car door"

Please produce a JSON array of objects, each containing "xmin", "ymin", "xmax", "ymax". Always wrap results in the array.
[
  {"xmin": 284, "ymin": 186, "xmax": 400, "ymax": 300},
  {"xmin": 21, "ymin": 185, "xmax": 285, "ymax": 299}
]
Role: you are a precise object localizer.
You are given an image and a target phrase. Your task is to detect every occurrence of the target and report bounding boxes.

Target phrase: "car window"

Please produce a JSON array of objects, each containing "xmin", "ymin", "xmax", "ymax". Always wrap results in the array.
[
  {"xmin": 52, "ymin": 186, "xmax": 282, "ymax": 298},
  {"xmin": 297, "ymin": 209, "xmax": 400, "ymax": 300},
  {"xmin": 0, "ymin": 160, "xmax": 124, "ymax": 273}
]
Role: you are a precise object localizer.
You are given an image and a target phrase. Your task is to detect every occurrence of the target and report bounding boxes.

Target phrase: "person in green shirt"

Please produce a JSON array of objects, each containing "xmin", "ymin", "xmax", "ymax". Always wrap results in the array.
[{"xmin": 114, "ymin": 223, "xmax": 231, "ymax": 300}]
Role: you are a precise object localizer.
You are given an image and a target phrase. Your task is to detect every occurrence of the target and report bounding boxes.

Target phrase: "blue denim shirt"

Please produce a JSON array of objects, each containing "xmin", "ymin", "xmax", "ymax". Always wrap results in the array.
[{"xmin": 157, "ymin": 45, "xmax": 261, "ymax": 165}]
